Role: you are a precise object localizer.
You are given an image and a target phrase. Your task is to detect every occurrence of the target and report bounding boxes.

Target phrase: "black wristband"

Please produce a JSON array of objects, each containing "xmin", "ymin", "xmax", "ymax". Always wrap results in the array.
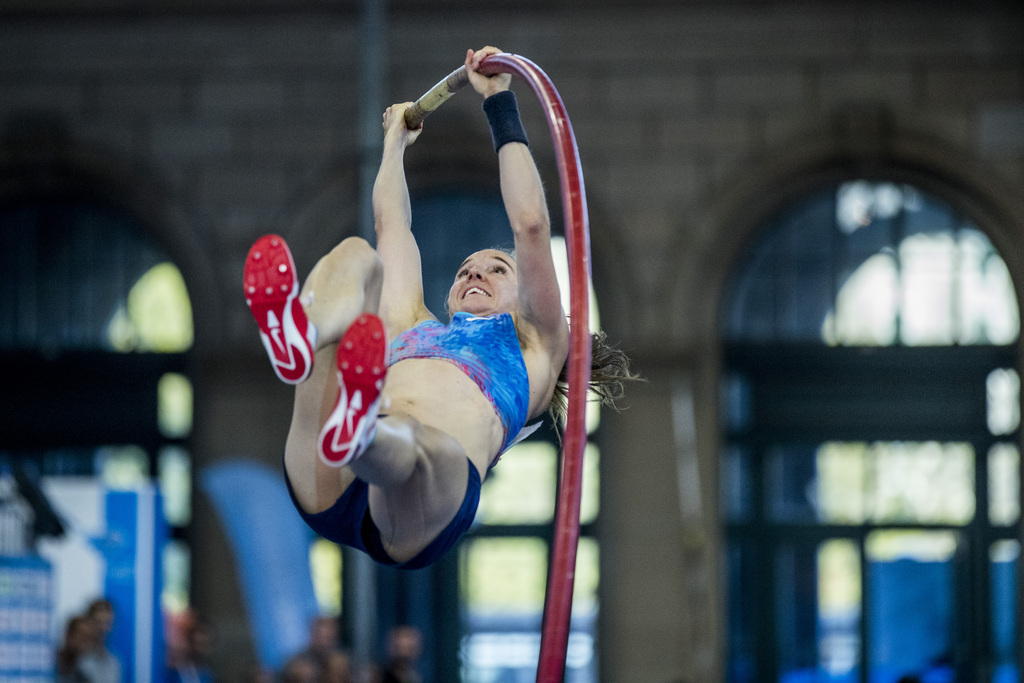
[{"xmin": 482, "ymin": 90, "xmax": 529, "ymax": 152}]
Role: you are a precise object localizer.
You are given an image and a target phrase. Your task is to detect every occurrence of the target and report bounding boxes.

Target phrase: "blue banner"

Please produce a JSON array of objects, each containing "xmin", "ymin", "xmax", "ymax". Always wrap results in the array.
[{"xmin": 201, "ymin": 460, "xmax": 320, "ymax": 670}]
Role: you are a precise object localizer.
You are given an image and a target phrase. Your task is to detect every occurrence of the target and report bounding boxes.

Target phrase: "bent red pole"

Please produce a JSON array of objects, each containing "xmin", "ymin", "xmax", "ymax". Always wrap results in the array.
[{"xmin": 408, "ymin": 55, "xmax": 592, "ymax": 683}]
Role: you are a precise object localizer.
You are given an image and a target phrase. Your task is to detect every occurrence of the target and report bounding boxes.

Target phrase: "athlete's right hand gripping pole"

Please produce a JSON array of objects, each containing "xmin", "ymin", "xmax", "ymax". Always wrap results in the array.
[{"xmin": 408, "ymin": 54, "xmax": 593, "ymax": 683}]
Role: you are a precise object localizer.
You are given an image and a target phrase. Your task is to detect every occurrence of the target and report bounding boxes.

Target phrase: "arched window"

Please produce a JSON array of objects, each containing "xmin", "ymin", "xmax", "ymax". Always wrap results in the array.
[
  {"xmin": 720, "ymin": 181, "xmax": 1020, "ymax": 683},
  {"xmin": 0, "ymin": 197, "xmax": 194, "ymax": 671}
]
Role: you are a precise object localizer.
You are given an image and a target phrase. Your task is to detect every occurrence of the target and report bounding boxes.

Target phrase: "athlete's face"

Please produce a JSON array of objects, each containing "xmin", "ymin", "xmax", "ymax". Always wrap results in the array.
[{"xmin": 447, "ymin": 249, "xmax": 519, "ymax": 317}]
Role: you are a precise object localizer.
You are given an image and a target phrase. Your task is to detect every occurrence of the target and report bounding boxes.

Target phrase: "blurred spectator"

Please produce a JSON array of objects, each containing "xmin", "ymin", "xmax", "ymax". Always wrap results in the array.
[
  {"xmin": 55, "ymin": 615, "xmax": 92, "ymax": 683},
  {"xmin": 167, "ymin": 613, "xmax": 216, "ymax": 683},
  {"xmin": 79, "ymin": 599, "xmax": 122, "ymax": 683},
  {"xmin": 322, "ymin": 649, "xmax": 352, "ymax": 683},
  {"xmin": 281, "ymin": 654, "xmax": 319, "ymax": 683},
  {"xmin": 378, "ymin": 625, "xmax": 422, "ymax": 683},
  {"xmin": 299, "ymin": 617, "xmax": 340, "ymax": 669},
  {"xmin": 293, "ymin": 615, "xmax": 352, "ymax": 683}
]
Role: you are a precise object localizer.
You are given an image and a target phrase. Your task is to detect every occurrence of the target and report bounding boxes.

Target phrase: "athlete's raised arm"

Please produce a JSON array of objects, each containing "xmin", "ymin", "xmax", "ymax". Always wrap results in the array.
[
  {"xmin": 465, "ymin": 47, "xmax": 568, "ymax": 354},
  {"xmin": 373, "ymin": 103, "xmax": 433, "ymax": 334}
]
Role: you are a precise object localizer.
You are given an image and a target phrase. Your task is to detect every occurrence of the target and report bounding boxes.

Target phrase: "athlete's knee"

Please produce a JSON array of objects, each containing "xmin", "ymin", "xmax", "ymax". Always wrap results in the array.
[
  {"xmin": 409, "ymin": 419, "xmax": 467, "ymax": 474},
  {"xmin": 335, "ymin": 237, "xmax": 382, "ymax": 285},
  {"xmin": 333, "ymin": 236, "xmax": 376, "ymax": 262},
  {"xmin": 374, "ymin": 413, "xmax": 464, "ymax": 476}
]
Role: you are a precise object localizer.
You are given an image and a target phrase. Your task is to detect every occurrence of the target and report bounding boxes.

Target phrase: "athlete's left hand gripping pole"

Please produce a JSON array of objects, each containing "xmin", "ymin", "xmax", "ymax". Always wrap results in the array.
[{"xmin": 406, "ymin": 54, "xmax": 593, "ymax": 683}]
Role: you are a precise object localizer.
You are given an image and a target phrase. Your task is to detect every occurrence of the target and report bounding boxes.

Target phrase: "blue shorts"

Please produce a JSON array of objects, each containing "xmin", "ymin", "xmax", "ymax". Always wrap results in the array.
[{"xmin": 283, "ymin": 458, "xmax": 481, "ymax": 570}]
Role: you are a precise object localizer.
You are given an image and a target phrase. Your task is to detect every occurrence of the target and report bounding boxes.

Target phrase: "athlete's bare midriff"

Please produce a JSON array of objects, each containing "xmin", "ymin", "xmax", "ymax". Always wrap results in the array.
[{"xmin": 383, "ymin": 357, "xmax": 505, "ymax": 474}]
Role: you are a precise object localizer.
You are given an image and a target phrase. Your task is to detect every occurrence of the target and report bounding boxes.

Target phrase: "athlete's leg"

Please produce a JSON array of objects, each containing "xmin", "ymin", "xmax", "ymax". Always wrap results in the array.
[
  {"xmin": 244, "ymin": 234, "xmax": 383, "ymax": 383},
  {"xmin": 282, "ymin": 236, "xmax": 472, "ymax": 563},
  {"xmin": 300, "ymin": 236, "xmax": 383, "ymax": 349},
  {"xmin": 289, "ymin": 398, "xmax": 473, "ymax": 564},
  {"xmin": 284, "ymin": 236, "xmax": 383, "ymax": 510},
  {"xmin": 357, "ymin": 414, "xmax": 474, "ymax": 564}
]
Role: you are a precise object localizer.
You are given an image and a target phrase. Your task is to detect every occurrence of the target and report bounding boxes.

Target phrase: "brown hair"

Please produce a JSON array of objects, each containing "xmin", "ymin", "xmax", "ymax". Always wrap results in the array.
[
  {"xmin": 549, "ymin": 327, "xmax": 640, "ymax": 423},
  {"xmin": 56, "ymin": 616, "xmax": 91, "ymax": 674}
]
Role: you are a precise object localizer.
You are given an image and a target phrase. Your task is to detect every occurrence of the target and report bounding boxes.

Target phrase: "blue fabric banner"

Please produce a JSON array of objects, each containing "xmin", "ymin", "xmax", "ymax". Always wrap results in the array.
[{"xmin": 200, "ymin": 460, "xmax": 320, "ymax": 670}]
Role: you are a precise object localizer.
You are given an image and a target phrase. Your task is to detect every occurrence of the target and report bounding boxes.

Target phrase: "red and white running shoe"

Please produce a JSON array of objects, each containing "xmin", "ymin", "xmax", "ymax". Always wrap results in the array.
[
  {"xmin": 318, "ymin": 314, "xmax": 388, "ymax": 467},
  {"xmin": 243, "ymin": 234, "xmax": 316, "ymax": 384}
]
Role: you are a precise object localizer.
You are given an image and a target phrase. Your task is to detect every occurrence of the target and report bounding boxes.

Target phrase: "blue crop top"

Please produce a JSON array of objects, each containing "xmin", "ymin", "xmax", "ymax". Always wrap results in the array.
[{"xmin": 389, "ymin": 312, "xmax": 531, "ymax": 455}]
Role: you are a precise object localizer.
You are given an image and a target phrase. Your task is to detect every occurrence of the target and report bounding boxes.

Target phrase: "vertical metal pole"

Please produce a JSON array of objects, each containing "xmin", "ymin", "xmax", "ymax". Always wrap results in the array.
[
  {"xmin": 359, "ymin": 0, "xmax": 386, "ymax": 241},
  {"xmin": 352, "ymin": 1, "xmax": 385, "ymax": 681}
]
